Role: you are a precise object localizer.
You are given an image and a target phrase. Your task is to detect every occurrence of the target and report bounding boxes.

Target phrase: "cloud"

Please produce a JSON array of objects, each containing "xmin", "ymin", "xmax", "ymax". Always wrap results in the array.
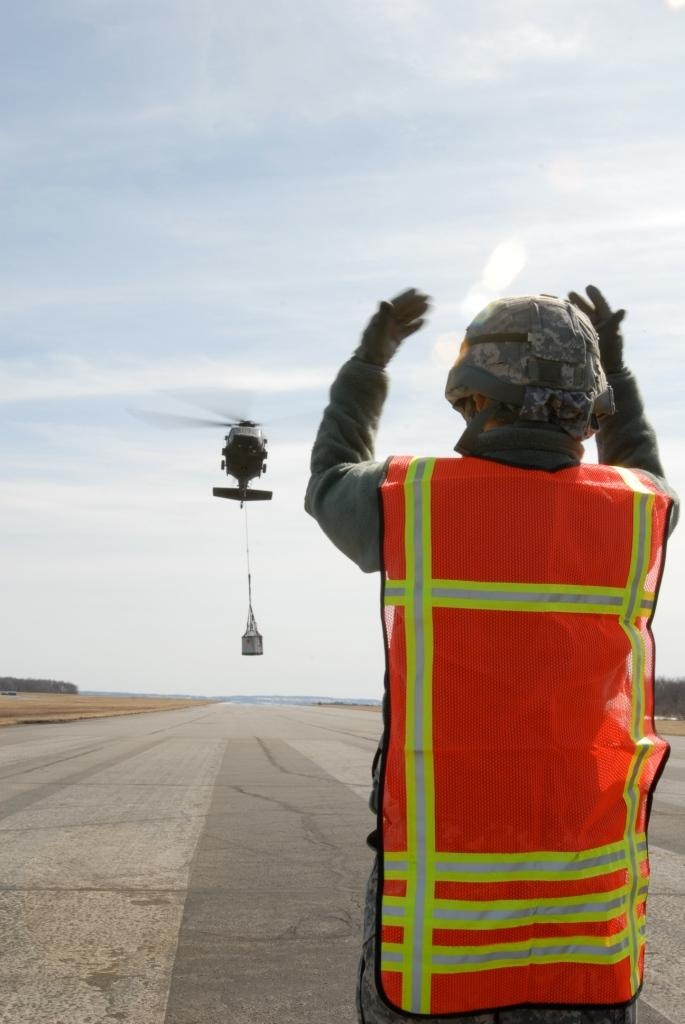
[
  {"xmin": 0, "ymin": 354, "xmax": 332, "ymax": 404},
  {"xmin": 417, "ymin": 23, "xmax": 582, "ymax": 85},
  {"xmin": 12, "ymin": 3, "xmax": 585, "ymax": 145},
  {"xmin": 545, "ymin": 155, "xmax": 587, "ymax": 194}
]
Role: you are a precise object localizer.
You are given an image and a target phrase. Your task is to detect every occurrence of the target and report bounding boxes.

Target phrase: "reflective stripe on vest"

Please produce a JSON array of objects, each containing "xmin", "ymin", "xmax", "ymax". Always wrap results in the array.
[{"xmin": 377, "ymin": 457, "xmax": 670, "ymax": 1017}]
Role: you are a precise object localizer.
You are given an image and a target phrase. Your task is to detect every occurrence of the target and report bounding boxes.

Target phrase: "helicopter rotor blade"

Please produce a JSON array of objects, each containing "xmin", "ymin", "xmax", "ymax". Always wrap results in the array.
[
  {"xmin": 129, "ymin": 409, "xmax": 234, "ymax": 429},
  {"xmin": 162, "ymin": 388, "xmax": 253, "ymax": 425}
]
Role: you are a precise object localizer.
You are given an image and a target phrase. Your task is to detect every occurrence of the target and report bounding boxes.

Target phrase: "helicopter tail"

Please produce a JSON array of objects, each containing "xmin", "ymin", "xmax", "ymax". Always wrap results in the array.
[{"xmin": 212, "ymin": 487, "xmax": 273, "ymax": 502}]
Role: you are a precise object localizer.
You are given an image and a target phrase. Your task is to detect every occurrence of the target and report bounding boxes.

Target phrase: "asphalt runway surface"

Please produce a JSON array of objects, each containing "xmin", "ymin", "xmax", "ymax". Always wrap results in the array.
[{"xmin": 0, "ymin": 703, "xmax": 682, "ymax": 1024}]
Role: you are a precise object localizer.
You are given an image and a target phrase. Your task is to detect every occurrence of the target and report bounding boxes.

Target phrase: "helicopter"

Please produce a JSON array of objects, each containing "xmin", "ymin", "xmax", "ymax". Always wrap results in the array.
[
  {"xmin": 130, "ymin": 404, "xmax": 273, "ymax": 506},
  {"xmin": 131, "ymin": 399, "xmax": 274, "ymax": 654},
  {"xmin": 213, "ymin": 420, "xmax": 273, "ymax": 506}
]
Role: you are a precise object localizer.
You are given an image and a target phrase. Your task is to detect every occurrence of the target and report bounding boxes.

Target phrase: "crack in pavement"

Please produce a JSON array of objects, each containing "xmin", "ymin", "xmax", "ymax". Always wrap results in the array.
[
  {"xmin": 0, "ymin": 737, "xmax": 172, "ymax": 823},
  {"xmin": 275, "ymin": 715, "xmax": 381, "ymax": 746},
  {"xmin": 0, "ymin": 886, "xmax": 185, "ymax": 894},
  {"xmin": 230, "ymin": 784, "xmax": 305, "ymax": 817},
  {"xmin": 0, "ymin": 746, "xmax": 105, "ymax": 780},
  {"xmin": 0, "ymin": 813, "xmax": 209, "ymax": 834},
  {"xmin": 0, "ymin": 781, "xmax": 218, "ymax": 789},
  {"xmin": 255, "ymin": 736, "xmax": 324, "ymax": 781},
  {"xmin": 147, "ymin": 710, "xmax": 219, "ymax": 734}
]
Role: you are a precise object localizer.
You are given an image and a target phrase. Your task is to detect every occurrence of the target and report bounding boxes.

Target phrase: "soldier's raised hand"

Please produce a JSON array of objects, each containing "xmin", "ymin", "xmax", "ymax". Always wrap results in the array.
[
  {"xmin": 568, "ymin": 284, "xmax": 626, "ymax": 374},
  {"xmin": 355, "ymin": 288, "xmax": 431, "ymax": 368}
]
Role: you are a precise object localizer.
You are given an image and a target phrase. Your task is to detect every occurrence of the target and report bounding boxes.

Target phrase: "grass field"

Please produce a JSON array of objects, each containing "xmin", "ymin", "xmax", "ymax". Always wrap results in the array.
[
  {"xmin": 657, "ymin": 718, "xmax": 685, "ymax": 736},
  {"xmin": 0, "ymin": 693, "xmax": 215, "ymax": 726},
  {"xmin": 1, "ymin": 693, "xmax": 682, "ymax": 733}
]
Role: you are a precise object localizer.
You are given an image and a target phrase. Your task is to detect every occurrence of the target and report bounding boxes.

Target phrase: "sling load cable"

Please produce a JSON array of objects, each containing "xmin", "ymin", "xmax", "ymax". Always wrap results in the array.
[{"xmin": 241, "ymin": 503, "xmax": 263, "ymax": 656}]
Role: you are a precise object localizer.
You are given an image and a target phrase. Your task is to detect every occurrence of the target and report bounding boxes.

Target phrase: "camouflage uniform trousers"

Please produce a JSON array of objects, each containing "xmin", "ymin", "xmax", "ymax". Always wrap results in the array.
[{"xmin": 356, "ymin": 858, "xmax": 637, "ymax": 1024}]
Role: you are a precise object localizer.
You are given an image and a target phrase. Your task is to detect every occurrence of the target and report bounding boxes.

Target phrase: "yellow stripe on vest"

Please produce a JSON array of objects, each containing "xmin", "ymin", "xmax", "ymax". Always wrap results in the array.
[{"xmin": 618, "ymin": 475, "xmax": 656, "ymax": 991}]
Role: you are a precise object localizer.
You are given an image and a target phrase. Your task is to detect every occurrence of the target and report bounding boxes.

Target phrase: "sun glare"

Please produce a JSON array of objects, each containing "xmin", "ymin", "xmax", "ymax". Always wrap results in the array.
[
  {"xmin": 481, "ymin": 239, "xmax": 527, "ymax": 291},
  {"xmin": 432, "ymin": 332, "xmax": 461, "ymax": 368}
]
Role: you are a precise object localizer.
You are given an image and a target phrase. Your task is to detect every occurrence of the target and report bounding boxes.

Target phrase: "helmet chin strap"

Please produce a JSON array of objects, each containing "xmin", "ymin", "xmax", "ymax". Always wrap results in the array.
[{"xmin": 454, "ymin": 402, "xmax": 502, "ymax": 456}]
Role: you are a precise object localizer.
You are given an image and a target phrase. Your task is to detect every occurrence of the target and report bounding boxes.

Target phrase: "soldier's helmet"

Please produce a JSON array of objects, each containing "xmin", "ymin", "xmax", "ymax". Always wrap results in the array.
[{"xmin": 445, "ymin": 294, "xmax": 614, "ymax": 453}]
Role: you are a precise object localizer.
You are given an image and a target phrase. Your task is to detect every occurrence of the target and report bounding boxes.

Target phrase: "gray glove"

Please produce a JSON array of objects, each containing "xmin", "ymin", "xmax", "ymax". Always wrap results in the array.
[
  {"xmin": 568, "ymin": 284, "xmax": 626, "ymax": 374},
  {"xmin": 354, "ymin": 288, "xmax": 430, "ymax": 368}
]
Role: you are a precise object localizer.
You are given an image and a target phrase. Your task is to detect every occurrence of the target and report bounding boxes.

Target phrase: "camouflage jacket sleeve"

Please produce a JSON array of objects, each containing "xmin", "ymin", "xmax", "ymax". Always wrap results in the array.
[
  {"xmin": 304, "ymin": 356, "xmax": 388, "ymax": 572},
  {"xmin": 596, "ymin": 368, "xmax": 679, "ymax": 532}
]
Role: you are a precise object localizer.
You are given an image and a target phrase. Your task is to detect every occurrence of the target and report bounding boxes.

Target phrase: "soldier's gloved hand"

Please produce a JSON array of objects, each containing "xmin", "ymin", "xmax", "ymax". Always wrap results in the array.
[
  {"xmin": 567, "ymin": 284, "xmax": 626, "ymax": 374},
  {"xmin": 354, "ymin": 288, "xmax": 430, "ymax": 368}
]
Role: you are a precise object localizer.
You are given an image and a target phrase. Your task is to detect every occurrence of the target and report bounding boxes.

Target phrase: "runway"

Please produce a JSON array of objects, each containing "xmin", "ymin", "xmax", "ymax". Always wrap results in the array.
[{"xmin": 0, "ymin": 703, "xmax": 682, "ymax": 1024}]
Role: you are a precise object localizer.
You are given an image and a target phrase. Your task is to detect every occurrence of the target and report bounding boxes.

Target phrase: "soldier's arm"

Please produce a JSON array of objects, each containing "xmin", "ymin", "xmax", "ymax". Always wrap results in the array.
[
  {"xmin": 305, "ymin": 357, "xmax": 387, "ymax": 573},
  {"xmin": 305, "ymin": 289, "xmax": 430, "ymax": 572},
  {"xmin": 568, "ymin": 285, "xmax": 679, "ymax": 531},
  {"xmin": 595, "ymin": 369, "xmax": 679, "ymax": 531}
]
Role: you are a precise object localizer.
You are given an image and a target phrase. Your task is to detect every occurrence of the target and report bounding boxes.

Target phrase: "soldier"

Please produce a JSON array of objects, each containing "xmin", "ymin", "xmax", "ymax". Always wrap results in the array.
[{"xmin": 305, "ymin": 286, "xmax": 678, "ymax": 1024}]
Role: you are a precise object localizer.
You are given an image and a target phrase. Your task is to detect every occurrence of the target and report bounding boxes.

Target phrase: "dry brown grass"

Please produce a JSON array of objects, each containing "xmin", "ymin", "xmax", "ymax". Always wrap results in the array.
[
  {"xmin": 0, "ymin": 693, "xmax": 216, "ymax": 726},
  {"xmin": 655, "ymin": 718, "xmax": 685, "ymax": 736}
]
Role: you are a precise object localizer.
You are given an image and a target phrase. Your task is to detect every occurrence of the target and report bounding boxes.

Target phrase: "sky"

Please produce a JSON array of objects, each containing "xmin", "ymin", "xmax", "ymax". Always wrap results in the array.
[{"xmin": 1, "ymin": 0, "xmax": 684, "ymax": 699}]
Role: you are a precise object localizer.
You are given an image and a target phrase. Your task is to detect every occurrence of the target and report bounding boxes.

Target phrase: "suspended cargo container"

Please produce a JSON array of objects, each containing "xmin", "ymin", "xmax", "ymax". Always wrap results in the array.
[
  {"xmin": 242, "ymin": 598, "xmax": 263, "ymax": 656},
  {"xmin": 242, "ymin": 630, "xmax": 263, "ymax": 656}
]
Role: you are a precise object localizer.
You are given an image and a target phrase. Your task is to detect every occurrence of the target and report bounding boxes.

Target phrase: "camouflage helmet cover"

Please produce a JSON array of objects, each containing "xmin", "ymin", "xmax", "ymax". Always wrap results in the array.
[{"xmin": 445, "ymin": 294, "xmax": 614, "ymax": 440}]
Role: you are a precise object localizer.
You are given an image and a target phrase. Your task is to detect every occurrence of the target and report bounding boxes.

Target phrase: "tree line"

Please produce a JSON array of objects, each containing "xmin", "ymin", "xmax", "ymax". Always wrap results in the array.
[
  {"xmin": 655, "ymin": 677, "xmax": 685, "ymax": 719},
  {"xmin": 0, "ymin": 677, "xmax": 79, "ymax": 694},
  {"xmin": 0, "ymin": 675, "xmax": 682, "ymax": 715}
]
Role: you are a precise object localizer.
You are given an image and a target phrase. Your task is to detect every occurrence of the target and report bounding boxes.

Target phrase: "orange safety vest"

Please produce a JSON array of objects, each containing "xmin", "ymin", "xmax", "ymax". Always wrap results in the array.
[{"xmin": 377, "ymin": 456, "xmax": 671, "ymax": 1018}]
